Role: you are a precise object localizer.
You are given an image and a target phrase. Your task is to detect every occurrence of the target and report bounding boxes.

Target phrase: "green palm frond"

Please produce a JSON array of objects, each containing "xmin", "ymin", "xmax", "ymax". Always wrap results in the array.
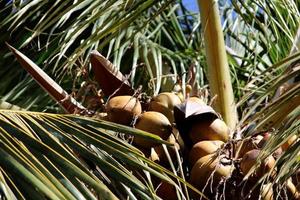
[
  {"xmin": 0, "ymin": 110, "xmax": 204, "ymax": 199},
  {"xmin": 222, "ymin": 0, "xmax": 300, "ymax": 99},
  {"xmin": 1, "ymin": 0, "xmax": 299, "ymax": 110},
  {"xmin": 0, "ymin": 0, "xmax": 206, "ymax": 110},
  {"xmin": 237, "ymin": 51, "xmax": 300, "ymax": 126}
]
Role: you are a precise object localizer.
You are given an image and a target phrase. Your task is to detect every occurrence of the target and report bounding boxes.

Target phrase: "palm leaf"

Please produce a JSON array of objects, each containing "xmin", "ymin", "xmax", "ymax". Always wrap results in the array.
[
  {"xmin": 0, "ymin": 110, "xmax": 205, "ymax": 199},
  {"xmin": 0, "ymin": 0, "xmax": 207, "ymax": 111}
]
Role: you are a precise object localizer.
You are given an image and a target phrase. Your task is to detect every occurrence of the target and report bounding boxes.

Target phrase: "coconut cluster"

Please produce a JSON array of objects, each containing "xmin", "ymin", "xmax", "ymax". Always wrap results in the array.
[
  {"xmin": 105, "ymin": 92, "xmax": 185, "ymax": 199},
  {"xmin": 174, "ymin": 98, "xmax": 233, "ymax": 196},
  {"xmin": 105, "ymin": 93, "xmax": 181, "ymax": 165},
  {"xmin": 104, "ymin": 92, "xmax": 299, "ymax": 200}
]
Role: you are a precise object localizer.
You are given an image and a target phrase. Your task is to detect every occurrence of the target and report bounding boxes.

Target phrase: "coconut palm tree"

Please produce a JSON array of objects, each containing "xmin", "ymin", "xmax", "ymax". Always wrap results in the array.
[{"xmin": 0, "ymin": 0, "xmax": 299, "ymax": 199}]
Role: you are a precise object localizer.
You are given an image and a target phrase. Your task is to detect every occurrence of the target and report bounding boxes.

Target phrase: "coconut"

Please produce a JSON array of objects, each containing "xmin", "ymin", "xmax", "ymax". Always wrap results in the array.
[
  {"xmin": 189, "ymin": 140, "xmax": 224, "ymax": 166},
  {"xmin": 149, "ymin": 147, "xmax": 160, "ymax": 163},
  {"xmin": 152, "ymin": 134, "xmax": 180, "ymax": 165},
  {"xmin": 149, "ymin": 92, "xmax": 182, "ymax": 123},
  {"xmin": 172, "ymin": 127, "xmax": 185, "ymax": 150},
  {"xmin": 106, "ymin": 96, "xmax": 141, "ymax": 125},
  {"xmin": 256, "ymin": 133, "xmax": 283, "ymax": 159},
  {"xmin": 156, "ymin": 181, "xmax": 177, "ymax": 200},
  {"xmin": 189, "ymin": 154, "xmax": 233, "ymax": 190},
  {"xmin": 272, "ymin": 147, "xmax": 283, "ymax": 159},
  {"xmin": 134, "ymin": 111, "xmax": 172, "ymax": 148},
  {"xmin": 189, "ymin": 118, "xmax": 230, "ymax": 144},
  {"xmin": 236, "ymin": 135, "xmax": 263, "ymax": 158},
  {"xmin": 240, "ymin": 149, "xmax": 275, "ymax": 179}
]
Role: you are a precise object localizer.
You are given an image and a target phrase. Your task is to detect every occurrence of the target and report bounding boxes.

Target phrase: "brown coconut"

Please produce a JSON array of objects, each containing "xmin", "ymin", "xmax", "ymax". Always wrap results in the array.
[
  {"xmin": 148, "ymin": 147, "xmax": 160, "ymax": 163},
  {"xmin": 156, "ymin": 181, "xmax": 177, "ymax": 200},
  {"xmin": 240, "ymin": 149, "xmax": 275, "ymax": 179},
  {"xmin": 149, "ymin": 92, "xmax": 182, "ymax": 123},
  {"xmin": 189, "ymin": 140, "xmax": 224, "ymax": 166},
  {"xmin": 189, "ymin": 118, "xmax": 230, "ymax": 144},
  {"xmin": 236, "ymin": 135, "xmax": 263, "ymax": 158},
  {"xmin": 134, "ymin": 111, "xmax": 172, "ymax": 148},
  {"xmin": 257, "ymin": 133, "xmax": 283, "ymax": 159},
  {"xmin": 152, "ymin": 134, "xmax": 180, "ymax": 164},
  {"xmin": 106, "ymin": 96, "xmax": 141, "ymax": 125},
  {"xmin": 189, "ymin": 154, "xmax": 233, "ymax": 190}
]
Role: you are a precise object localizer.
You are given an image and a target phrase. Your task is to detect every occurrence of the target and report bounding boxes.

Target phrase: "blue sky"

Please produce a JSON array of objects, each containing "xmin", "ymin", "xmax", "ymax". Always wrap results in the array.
[{"xmin": 182, "ymin": 0, "xmax": 198, "ymax": 12}]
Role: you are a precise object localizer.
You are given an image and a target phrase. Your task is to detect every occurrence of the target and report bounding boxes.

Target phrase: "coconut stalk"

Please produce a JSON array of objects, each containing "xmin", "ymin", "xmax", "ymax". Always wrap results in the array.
[{"xmin": 198, "ymin": 0, "xmax": 238, "ymax": 129}]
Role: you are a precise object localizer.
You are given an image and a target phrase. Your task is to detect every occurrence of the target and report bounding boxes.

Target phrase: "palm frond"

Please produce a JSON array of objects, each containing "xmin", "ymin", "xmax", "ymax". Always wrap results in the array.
[
  {"xmin": 0, "ymin": 110, "xmax": 204, "ymax": 199},
  {"xmin": 0, "ymin": 0, "xmax": 207, "ymax": 110}
]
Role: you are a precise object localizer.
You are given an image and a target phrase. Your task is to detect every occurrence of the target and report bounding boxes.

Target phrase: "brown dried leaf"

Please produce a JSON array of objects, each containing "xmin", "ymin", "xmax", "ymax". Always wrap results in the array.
[
  {"xmin": 7, "ymin": 43, "xmax": 85, "ymax": 113},
  {"xmin": 175, "ymin": 101, "xmax": 217, "ymax": 119},
  {"xmin": 90, "ymin": 50, "xmax": 134, "ymax": 97}
]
